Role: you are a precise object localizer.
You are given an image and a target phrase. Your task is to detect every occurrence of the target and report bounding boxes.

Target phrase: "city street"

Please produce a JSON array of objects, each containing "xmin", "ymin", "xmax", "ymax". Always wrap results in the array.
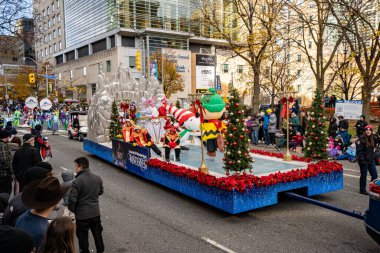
[{"xmin": 22, "ymin": 128, "xmax": 378, "ymax": 253}]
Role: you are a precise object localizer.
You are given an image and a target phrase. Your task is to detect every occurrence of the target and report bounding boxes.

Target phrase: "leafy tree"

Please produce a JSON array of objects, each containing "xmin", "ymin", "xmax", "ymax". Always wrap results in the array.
[
  {"xmin": 224, "ymin": 86, "xmax": 253, "ymax": 174},
  {"xmin": 194, "ymin": 0, "xmax": 287, "ymax": 112},
  {"xmin": 328, "ymin": 0, "xmax": 380, "ymax": 117},
  {"xmin": 109, "ymin": 100, "xmax": 122, "ymax": 140},
  {"xmin": 304, "ymin": 89, "xmax": 328, "ymax": 160},
  {"xmin": 150, "ymin": 50, "xmax": 184, "ymax": 99}
]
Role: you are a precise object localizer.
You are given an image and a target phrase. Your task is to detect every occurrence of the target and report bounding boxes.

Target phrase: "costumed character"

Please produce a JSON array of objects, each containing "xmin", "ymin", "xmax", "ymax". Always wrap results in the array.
[
  {"xmin": 120, "ymin": 100, "xmax": 130, "ymax": 118},
  {"xmin": 13, "ymin": 109, "xmax": 22, "ymax": 127},
  {"xmin": 127, "ymin": 102, "xmax": 140, "ymax": 122},
  {"xmin": 122, "ymin": 119, "xmax": 134, "ymax": 142},
  {"xmin": 200, "ymin": 88, "xmax": 226, "ymax": 157},
  {"xmin": 159, "ymin": 101, "xmax": 201, "ymax": 146},
  {"xmin": 131, "ymin": 125, "xmax": 162, "ymax": 156},
  {"xmin": 41, "ymin": 136, "xmax": 53, "ymax": 162},
  {"xmin": 52, "ymin": 112, "xmax": 60, "ymax": 135},
  {"xmin": 164, "ymin": 125, "xmax": 181, "ymax": 162}
]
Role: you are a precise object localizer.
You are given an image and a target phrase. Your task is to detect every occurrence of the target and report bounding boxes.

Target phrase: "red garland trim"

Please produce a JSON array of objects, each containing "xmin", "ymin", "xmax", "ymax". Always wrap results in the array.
[
  {"xmin": 250, "ymin": 149, "xmax": 312, "ymax": 163},
  {"xmin": 146, "ymin": 159, "xmax": 342, "ymax": 192}
]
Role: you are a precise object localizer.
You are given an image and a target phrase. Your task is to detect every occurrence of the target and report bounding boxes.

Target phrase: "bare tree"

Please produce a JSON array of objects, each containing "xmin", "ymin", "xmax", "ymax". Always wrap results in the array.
[
  {"xmin": 329, "ymin": 42, "xmax": 362, "ymax": 100},
  {"xmin": 0, "ymin": 0, "xmax": 31, "ymax": 35},
  {"xmin": 287, "ymin": 0, "xmax": 344, "ymax": 94},
  {"xmin": 328, "ymin": 0, "xmax": 380, "ymax": 116},
  {"xmin": 194, "ymin": 0, "xmax": 287, "ymax": 112}
]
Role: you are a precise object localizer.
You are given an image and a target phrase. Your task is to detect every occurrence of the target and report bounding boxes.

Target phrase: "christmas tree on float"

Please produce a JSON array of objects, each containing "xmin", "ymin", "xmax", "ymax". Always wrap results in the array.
[
  {"xmin": 304, "ymin": 89, "xmax": 328, "ymax": 159},
  {"xmin": 109, "ymin": 100, "xmax": 122, "ymax": 140},
  {"xmin": 223, "ymin": 87, "xmax": 253, "ymax": 175}
]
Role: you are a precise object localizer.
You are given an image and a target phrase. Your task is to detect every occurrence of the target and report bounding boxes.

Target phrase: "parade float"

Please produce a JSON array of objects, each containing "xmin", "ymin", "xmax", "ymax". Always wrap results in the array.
[{"xmin": 84, "ymin": 66, "xmax": 343, "ymax": 214}]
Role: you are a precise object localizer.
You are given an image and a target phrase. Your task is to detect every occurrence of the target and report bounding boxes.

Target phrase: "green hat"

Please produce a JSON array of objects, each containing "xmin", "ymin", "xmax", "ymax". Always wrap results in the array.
[{"xmin": 201, "ymin": 88, "xmax": 226, "ymax": 113}]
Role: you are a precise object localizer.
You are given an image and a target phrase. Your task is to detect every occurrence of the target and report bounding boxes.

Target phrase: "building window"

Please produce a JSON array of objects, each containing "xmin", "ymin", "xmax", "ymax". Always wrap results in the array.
[
  {"xmin": 57, "ymin": 0, "xmax": 60, "ymax": 8},
  {"xmin": 106, "ymin": 60, "xmax": 111, "ymax": 72},
  {"xmin": 44, "ymin": 36, "xmax": 47, "ymax": 42},
  {"xmin": 54, "ymin": 43, "xmax": 57, "ymax": 52},
  {"xmin": 49, "ymin": 33, "xmax": 52, "ymax": 41},
  {"xmin": 83, "ymin": 67, "xmax": 87, "ymax": 76},
  {"xmin": 297, "ymin": 69, "xmax": 301, "ymax": 78},
  {"xmin": 308, "ymin": 41, "xmax": 312, "ymax": 49},
  {"xmin": 59, "ymin": 41, "xmax": 62, "ymax": 50},
  {"xmin": 53, "ymin": 16, "xmax": 56, "ymax": 25},
  {"xmin": 297, "ymin": 54, "xmax": 302, "ymax": 62},
  {"xmin": 98, "ymin": 63, "xmax": 103, "ymax": 74},
  {"xmin": 222, "ymin": 64, "xmax": 229, "ymax": 73},
  {"xmin": 37, "ymin": 51, "xmax": 40, "ymax": 59},
  {"xmin": 41, "ymin": 50, "xmax": 43, "ymax": 57},
  {"xmin": 47, "ymin": 7, "xmax": 50, "ymax": 15},
  {"xmin": 48, "ymin": 19, "xmax": 51, "ymax": 28},
  {"xmin": 237, "ymin": 65, "xmax": 244, "ymax": 74},
  {"xmin": 49, "ymin": 46, "xmax": 52, "ymax": 54},
  {"xmin": 43, "ymin": 10, "xmax": 45, "ymax": 17},
  {"xmin": 58, "ymin": 27, "xmax": 61, "ymax": 36},
  {"xmin": 92, "ymin": 84, "xmax": 96, "ymax": 95},
  {"xmin": 121, "ymin": 37, "xmax": 135, "ymax": 47},
  {"xmin": 309, "ymin": 15, "xmax": 313, "ymax": 22},
  {"xmin": 45, "ymin": 48, "xmax": 48, "ymax": 56},
  {"xmin": 129, "ymin": 56, "xmax": 136, "ymax": 68},
  {"xmin": 52, "ymin": 3, "xmax": 55, "ymax": 11},
  {"xmin": 70, "ymin": 70, "xmax": 74, "ymax": 79},
  {"xmin": 58, "ymin": 15, "xmax": 60, "ymax": 22},
  {"xmin": 53, "ymin": 30, "xmax": 56, "ymax": 38}
]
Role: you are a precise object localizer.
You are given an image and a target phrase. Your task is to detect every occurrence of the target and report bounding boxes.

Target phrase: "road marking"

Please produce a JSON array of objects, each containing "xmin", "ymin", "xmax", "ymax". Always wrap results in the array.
[
  {"xmin": 61, "ymin": 167, "xmax": 68, "ymax": 171},
  {"xmin": 344, "ymin": 168, "xmax": 360, "ymax": 173},
  {"xmin": 201, "ymin": 237, "xmax": 236, "ymax": 253}
]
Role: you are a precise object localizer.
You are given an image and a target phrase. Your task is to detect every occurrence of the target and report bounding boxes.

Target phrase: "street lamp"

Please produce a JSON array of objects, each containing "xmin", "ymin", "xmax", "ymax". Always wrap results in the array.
[
  {"xmin": 188, "ymin": 92, "xmax": 210, "ymax": 174},
  {"xmin": 280, "ymin": 90, "xmax": 298, "ymax": 162}
]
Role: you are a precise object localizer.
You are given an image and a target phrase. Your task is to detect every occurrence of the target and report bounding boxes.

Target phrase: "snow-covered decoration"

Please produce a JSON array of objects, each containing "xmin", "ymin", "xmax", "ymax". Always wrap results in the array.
[{"xmin": 88, "ymin": 66, "xmax": 165, "ymax": 143}]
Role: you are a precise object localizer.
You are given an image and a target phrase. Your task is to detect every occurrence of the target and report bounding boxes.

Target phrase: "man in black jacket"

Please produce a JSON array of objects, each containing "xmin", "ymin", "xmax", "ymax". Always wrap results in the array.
[
  {"xmin": 12, "ymin": 134, "xmax": 42, "ymax": 192},
  {"xmin": 68, "ymin": 157, "xmax": 104, "ymax": 253},
  {"xmin": 354, "ymin": 115, "xmax": 368, "ymax": 137},
  {"xmin": 337, "ymin": 115, "xmax": 349, "ymax": 130}
]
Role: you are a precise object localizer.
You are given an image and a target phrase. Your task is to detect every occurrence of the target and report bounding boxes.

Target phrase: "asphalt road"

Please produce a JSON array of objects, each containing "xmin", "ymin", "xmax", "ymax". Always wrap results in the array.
[{"xmin": 25, "ymin": 128, "xmax": 379, "ymax": 253}]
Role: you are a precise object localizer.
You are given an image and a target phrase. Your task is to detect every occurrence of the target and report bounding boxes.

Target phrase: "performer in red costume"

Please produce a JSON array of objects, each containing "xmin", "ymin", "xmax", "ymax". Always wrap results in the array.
[
  {"xmin": 131, "ymin": 126, "xmax": 162, "ymax": 156},
  {"xmin": 163, "ymin": 125, "xmax": 181, "ymax": 162}
]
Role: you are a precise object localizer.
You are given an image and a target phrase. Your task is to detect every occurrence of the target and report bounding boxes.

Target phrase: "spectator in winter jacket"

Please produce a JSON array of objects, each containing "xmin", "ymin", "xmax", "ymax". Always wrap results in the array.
[
  {"xmin": 356, "ymin": 125, "xmax": 379, "ymax": 195},
  {"xmin": 336, "ymin": 127, "xmax": 351, "ymax": 147},
  {"xmin": 4, "ymin": 121, "xmax": 17, "ymax": 136},
  {"xmin": 337, "ymin": 115, "xmax": 349, "ymax": 130},
  {"xmin": 12, "ymin": 134, "xmax": 42, "ymax": 192},
  {"xmin": 61, "ymin": 171, "xmax": 74, "ymax": 206},
  {"xmin": 289, "ymin": 113, "xmax": 300, "ymax": 132},
  {"xmin": 262, "ymin": 111, "xmax": 270, "ymax": 145},
  {"xmin": 355, "ymin": 115, "xmax": 368, "ymax": 137},
  {"xmin": 337, "ymin": 143, "xmax": 357, "ymax": 162},
  {"xmin": 251, "ymin": 114, "xmax": 260, "ymax": 145},
  {"xmin": 32, "ymin": 124, "xmax": 46, "ymax": 153},
  {"xmin": 268, "ymin": 113, "xmax": 277, "ymax": 145},
  {"xmin": 289, "ymin": 131, "xmax": 303, "ymax": 150},
  {"xmin": 328, "ymin": 117, "xmax": 338, "ymax": 137}
]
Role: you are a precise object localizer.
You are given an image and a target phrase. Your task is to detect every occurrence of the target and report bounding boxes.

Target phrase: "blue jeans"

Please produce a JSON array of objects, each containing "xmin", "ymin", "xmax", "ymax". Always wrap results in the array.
[
  {"xmin": 337, "ymin": 153, "xmax": 355, "ymax": 161},
  {"xmin": 263, "ymin": 128, "xmax": 269, "ymax": 145},
  {"xmin": 359, "ymin": 162, "xmax": 378, "ymax": 192},
  {"xmin": 251, "ymin": 129, "xmax": 259, "ymax": 145}
]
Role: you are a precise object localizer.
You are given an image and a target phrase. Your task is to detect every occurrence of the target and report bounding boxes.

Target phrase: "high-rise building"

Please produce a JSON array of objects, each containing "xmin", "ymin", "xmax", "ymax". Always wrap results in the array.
[{"xmin": 16, "ymin": 17, "xmax": 35, "ymax": 66}]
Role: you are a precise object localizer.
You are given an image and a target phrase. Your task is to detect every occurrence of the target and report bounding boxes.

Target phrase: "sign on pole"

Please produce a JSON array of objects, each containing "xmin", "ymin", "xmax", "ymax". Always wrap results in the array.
[
  {"xmin": 335, "ymin": 100, "xmax": 363, "ymax": 120},
  {"xmin": 25, "ymin": 96, "xmax": 38, "ymax": 109},
  {"xmin": 40, "ymin": 98, "xmax": 53, "ymax": 110},
  {"xmin": 195, "ymin": 54, "xmax": 215, "ymax": 89}
]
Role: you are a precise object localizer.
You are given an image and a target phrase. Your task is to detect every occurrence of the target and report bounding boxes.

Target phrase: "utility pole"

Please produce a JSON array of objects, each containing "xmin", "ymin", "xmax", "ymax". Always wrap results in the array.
[
  {"xmin": 146, "ymin": 34, "xmax": 150, "ymax": 78},
  {"xmin": 46, "ymin": 65, "xmax": 49, "ymax": 97}
]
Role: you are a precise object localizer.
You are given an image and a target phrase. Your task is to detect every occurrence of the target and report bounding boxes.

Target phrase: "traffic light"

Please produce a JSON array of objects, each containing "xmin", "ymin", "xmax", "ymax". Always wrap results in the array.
[
  {"xmin": 136, "ymin": 50, "xmax": 141, "ymax": 71},
  {"xmin": 29, "ymin": 73, "xmax": 36, "ymax": 84}
]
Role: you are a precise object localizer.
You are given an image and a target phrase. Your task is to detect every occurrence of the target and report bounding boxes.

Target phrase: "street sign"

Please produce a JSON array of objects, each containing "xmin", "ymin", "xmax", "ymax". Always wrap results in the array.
[
  {"xmin": 216, "ymin": 75, "xmax": 221, "ymax": 91},
  {"xmin": 43, "ymin": 75, "xmax": 58, "ymax": 79}
]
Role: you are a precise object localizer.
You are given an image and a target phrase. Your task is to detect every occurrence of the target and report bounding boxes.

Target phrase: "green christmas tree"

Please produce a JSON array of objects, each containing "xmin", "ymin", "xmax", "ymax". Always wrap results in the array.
[
  {"xmin": 304, "ymin": 89, "xmax": 328, "ymax": 159},
  {"xmin": 109, "ymin": 100, "xmax": 122, "ymax": 140},
  {"xmin": 223, "ymin": 87, "xmax": 253, "ymax": 174},
  {"xmin": 175, "ymin": 99, "xmax": 181, "ymax": 108}
]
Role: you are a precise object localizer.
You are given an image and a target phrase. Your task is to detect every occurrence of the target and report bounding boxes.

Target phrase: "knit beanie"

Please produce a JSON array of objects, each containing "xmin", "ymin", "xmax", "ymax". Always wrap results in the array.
[{"xmin": 201, "ymin": 88, "xmax": 225, "ymax": 113}]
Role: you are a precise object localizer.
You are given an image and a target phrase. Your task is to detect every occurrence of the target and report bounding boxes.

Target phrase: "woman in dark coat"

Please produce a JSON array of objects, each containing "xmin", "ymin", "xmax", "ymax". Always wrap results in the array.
[
  {"xmin": 356, "ymin": 125, "xmax": 379, "ymax": 195},
  {"xmin": 328, "ymin": 117, "xmax": 338, "ymax": 138}
]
